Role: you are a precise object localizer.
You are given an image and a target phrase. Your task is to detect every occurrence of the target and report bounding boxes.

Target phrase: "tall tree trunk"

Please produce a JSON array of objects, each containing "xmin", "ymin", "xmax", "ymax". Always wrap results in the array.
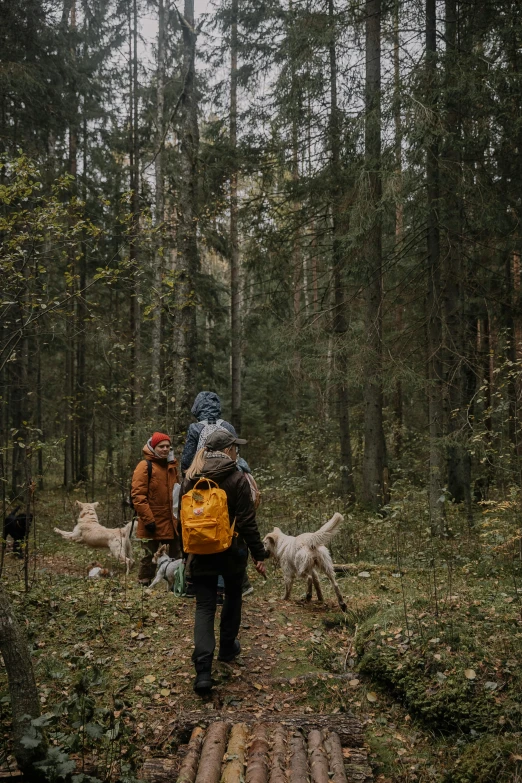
[
  {"xmin": 393, "ymin": 0, "xmax": 404, "ymax": 459},
  {"xmin": 173, "ymin": 0, "xmax": 199, "ymax": 437},
  {"xmin": 36, "ymin": 325, "xmax": 44, "ymax": 491},
  {"xmin": 0, "ymin": 583, "xmax": 48, "ymax": 777},
  {"xmin": 230, "ymin": 0, "xmax": 241, "ymax": 431},
  {"xmin": 129, "ymin": 0, "xmax": 141, "ymax": 449},
  {"xmin": 151, "ymin": 0, "xmax": 166, "ymax": 415},
  {"xmin": 482, "ymin": 311, "xmax": 493, "ymax": 486},
  {"xmin": 10, "ymin": 301, "xmax": 29, "ymax": 501},
  {"xmin": 76, "ymin": 107, "xmax": 89, "ymax": 484},
  {"xmin": 362, "ymin": 0, "xmax": 388, "ymax": 509},
  {"xmin": 443, "ymin": 0, "xmax": 472, "ymax": 521},
  {"xmin": 426, "ymin": 0, "xmax": 445, "ymax": 535},
  {"xmin": 329, "ymin": 0, "xmax": 355, "ymax": 501},
  {"xmin": 64, "ymin": 0, "xmax": 76, "ymax": 491}
]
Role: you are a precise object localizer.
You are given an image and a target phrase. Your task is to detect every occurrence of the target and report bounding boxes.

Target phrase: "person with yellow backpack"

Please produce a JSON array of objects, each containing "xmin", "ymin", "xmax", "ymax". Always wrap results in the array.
[{"xmin": 180, "ymin": 429, "xmax": 267, "ymax": 695}]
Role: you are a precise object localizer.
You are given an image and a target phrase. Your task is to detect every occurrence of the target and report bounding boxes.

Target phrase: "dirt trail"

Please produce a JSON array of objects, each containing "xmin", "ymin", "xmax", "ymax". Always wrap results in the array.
[{"xmin": 0, "ymin": 551, "xmax": 450, "ymax": 781}]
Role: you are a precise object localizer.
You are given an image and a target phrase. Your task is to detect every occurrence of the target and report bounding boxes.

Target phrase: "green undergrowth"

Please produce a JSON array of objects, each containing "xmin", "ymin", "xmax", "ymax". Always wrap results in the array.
[
  {"xmin": 3, "ymin": 483, "xmax": 522, "ymax": 781},
  {"xmin": 445, "ymin": 735, "xmax": 522, "ymax": 782}
]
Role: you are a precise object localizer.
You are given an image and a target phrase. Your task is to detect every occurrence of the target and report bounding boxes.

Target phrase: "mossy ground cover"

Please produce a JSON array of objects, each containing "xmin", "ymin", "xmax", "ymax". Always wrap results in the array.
[{"xmin": 1, "ymin": 484, "xmax": 522, "ymax": 781}]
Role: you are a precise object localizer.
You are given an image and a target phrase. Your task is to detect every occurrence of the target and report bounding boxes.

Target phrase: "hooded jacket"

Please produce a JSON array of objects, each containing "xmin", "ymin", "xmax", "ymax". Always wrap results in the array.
[
  {"xmin": 131, "ymin": 441, "xmax": 180, "ymax": 541},
  {"xmin": 180, "ymin": 392, "xmax": 237, "ymax": 472},
  {"xmin": 180, "ymin": 453, "xmax": 266, "ymax": 577}
]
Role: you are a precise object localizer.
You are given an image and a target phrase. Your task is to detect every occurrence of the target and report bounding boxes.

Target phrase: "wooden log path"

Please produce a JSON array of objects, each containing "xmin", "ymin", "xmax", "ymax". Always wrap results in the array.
[{"xmin": 140, "ymin": 712, "xmax": 373, "ymax": 783}]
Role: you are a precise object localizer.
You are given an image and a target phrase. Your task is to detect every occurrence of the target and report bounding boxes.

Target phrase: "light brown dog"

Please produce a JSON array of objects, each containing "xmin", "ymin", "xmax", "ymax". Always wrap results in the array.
[
  {"xmin": 54, "ymin": 501, "xmax": 134, "ymax": 573},
  {"xmin": 263, "ymin": 512, "xmax": 347, "ymax": 611}
]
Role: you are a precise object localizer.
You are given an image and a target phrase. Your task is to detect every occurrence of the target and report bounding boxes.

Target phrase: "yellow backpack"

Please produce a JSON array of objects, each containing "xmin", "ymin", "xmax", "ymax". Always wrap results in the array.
[{"xmin": 181, "ymin": 478, "xmax": 235, "ymax": 555}]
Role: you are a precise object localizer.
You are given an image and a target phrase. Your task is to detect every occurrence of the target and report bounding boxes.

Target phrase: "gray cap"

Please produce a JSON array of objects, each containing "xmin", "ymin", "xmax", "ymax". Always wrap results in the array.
[{"xmin": 205, "ymin": 429, "xmax": 247, "ymax": 451}]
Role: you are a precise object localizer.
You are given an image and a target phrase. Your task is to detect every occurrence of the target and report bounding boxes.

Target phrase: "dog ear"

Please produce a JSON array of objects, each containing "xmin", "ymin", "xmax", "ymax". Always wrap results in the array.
[
  {"xmin": 92, "ymin": 502, "xmax": 100, "ymax": 508},
  {"xmin": 264, "ymin": 533, "xmax": 276, "ymax": 549},
  {"xmin": 76, "ymin": 500, "xmax": 84, "ymax": 508},
  {"xmin": 158, "ymin": 544, "xmax": 167, "ymax": 555}
]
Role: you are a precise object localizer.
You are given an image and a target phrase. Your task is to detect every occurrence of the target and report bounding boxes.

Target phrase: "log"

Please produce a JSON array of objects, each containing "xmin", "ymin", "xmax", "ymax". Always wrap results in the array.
[
  {"xmin": 194, "ymin": 721, "xmax": 230, "ymax": 783},
  {"xmin": 307, "ymin": 730, "xmax": 329, "ymax": 783},
  {"xmin": 268, "ymin": 724, "xmax": 287, "ymax": 783},
  {"xmin": 288, "ymin": 732, "xmax": 309, "ymax": 783},
  {"xmin": 342, "ymin": 749, "xmax": 373, "ymax": 783},
  {"xmin": 174, "ymin": 712, "xmax": 364, "ymax": 748},
  {"xmin": 141, "ymin": 757, "xmax": 178, "ymax": 783},
  {"xmin": 323, "ymin": 731, "xmax": 347, "ymax": 783},
  {"xmin": 221, "ymin": 722, "xmax": 248, "ymax": 783},
  {"xmin": 245, "ymin": 723, "xmax": 270, "ymax": 783},
  {"xmin": 176, "ymin": 726, "xmax": 206, "ymax": 783}
]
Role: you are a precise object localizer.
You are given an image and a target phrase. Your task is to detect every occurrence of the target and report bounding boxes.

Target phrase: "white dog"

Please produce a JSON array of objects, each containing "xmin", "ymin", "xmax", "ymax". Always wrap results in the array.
[
  {"xmin": 263, "ymin": 512, "xmax": 347, "ymax": 612},
  {"xmin": 54, "ymin": 501, "xmax": 134, "ymax": 573},
  {"xmin": 146, "ymin": 545, "xmax": 182, "ymax": 592}
]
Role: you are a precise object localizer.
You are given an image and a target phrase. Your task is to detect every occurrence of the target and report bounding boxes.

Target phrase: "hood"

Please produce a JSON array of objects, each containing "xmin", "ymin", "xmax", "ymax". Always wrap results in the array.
[
  {"xmin": 196, "ymin": 453, "xmax": 237, "ymax": 482},
  {"xmin": 191, "ymin": 391, "xmax": 222, "ymax": 422},
  {"xmin": 143, "ymin": 442, "xmax": 177, "ymax": 463}
]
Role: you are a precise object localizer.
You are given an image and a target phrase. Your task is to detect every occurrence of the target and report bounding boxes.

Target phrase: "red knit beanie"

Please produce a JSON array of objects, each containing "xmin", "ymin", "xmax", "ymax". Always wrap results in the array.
[{"xmin": 150, "ymin": 432, "xmax": 171, "ymax": 449}]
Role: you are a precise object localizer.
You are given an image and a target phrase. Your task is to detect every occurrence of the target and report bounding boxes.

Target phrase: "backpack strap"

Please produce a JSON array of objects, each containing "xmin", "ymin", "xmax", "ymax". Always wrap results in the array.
[
  {"xmin": 193, "ymin": 477, "xmax": 219, "ymax": 490},
  {"xmin": 147, "ymin": 459, "xmax": 153, "ymax": 482}
]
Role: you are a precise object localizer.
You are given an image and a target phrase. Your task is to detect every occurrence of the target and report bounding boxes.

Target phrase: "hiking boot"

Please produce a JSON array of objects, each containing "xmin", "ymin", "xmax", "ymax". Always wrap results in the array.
[
  {"xmin": 242, "ymin": 575, "xmax": 253, "ymax": 597},
  {"xmin": 193, "ymin": 671, "xmax": 212, "ymax": 695},
  {"xmin": 217, "ymin": 639, "xmax": 241, "ymax": 662},
  {"xmin": 184, "ymin": 581, "xmax": 197, "ymax": 598}
]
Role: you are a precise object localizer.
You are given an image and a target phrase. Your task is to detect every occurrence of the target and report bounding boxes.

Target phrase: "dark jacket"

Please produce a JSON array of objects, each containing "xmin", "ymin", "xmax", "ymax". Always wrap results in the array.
[
  {"xmin": 180, "ymin": 454, "xmax": 266, "ymax": 577},
  {"xmin": 180, "ymin": 391, "xmax": 237, "ymax": 472}
]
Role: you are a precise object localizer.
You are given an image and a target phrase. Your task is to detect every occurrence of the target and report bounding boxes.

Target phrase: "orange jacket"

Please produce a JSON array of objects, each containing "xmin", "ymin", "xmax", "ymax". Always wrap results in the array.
[{"xmin": 131, "ymin": 444, "xmax": 180, "ymax": 540}]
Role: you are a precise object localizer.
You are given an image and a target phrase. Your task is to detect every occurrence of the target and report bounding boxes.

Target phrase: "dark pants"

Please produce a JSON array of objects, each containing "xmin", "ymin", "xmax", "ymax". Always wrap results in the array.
[{"xmin": 192, "ymin": 570, "xmax": 244, "ymax": 673}]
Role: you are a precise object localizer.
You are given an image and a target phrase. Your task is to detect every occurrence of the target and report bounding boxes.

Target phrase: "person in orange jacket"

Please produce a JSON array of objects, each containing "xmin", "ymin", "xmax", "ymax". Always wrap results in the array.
[{"xmin": 131, "ymin": 432, "xmax": 180, "ymax": 584}]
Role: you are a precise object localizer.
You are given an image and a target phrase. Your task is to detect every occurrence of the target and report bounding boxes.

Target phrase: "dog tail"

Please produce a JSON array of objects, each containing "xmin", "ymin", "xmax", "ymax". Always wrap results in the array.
[
  {"xmin": 309, "ymin": 512, "xmax": 344, "ymax": 548},
  {"xmin": 122, "ymin": 521, "xmax": 134, "ymax": 537}
]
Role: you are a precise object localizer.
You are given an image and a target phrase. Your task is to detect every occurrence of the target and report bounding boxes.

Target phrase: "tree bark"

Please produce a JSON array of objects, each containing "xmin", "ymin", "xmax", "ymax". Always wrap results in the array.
[
  {"xmin": 76, "ymin": 110, "xmax": 89, "ymax": 484},
  {"xmin": 362, "ymin": 0, "xmax": 388, "ymax": 510},
  {"xmin": 64, "ymin": 0, "xmax": 76, "ymax": 491},
  {"xmin": 393, "ymin": 0, "xmax": 404, "ymax": 459},
  {"xmin": 245, "ymin": 723, "xmax": 270, "ymax": 783},
  {"xmin": 151, "ymin": 0, "xmax": 166, "ymax": 414},
  {"xmin": 230, "ymin": 0, "xmax": 241, "ymax": 431},
  {"xmin": 329, "ymin": 0, "xmax": 355, "ymax": 501},
  {"xmin": 194, "ymin": 721, "xmax": 229, "ymax": 783},
  {"xmin": 0, "ymin": 583, "xmax": 47, "ymax": 777},
  {"xmin": 173, "ymin": 0, "xmax": 199, "ymax": 438},
  {"xmin": 426, "ymin": 0, "xmax": 446, "ymax": 535},
  {"xmin": 129, "ymin": 0, "xmax": 142, "ymax": 449},
  {"xmin": 442, "ymin": 0, "xmax": 472, "ymax": 522}
]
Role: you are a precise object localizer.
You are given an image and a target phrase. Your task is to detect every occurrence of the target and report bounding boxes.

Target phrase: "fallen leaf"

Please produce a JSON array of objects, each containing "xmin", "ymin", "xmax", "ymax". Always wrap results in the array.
[
  {"xmin": 464, "ymin": 669, "xmax": 476, "ymax": 680},
  {"xmin": 143, "ymin": 675, "xmax": 156, "ymax": 684},
  {"xmin": 253, "ymin": 683, "xmax": 263, "ymax": 690},
  {"xmin": 366, "ymin": 692, "xmax": 378, "ymax": 702},
  {"xmin": 160, "ymin": 689, "xmax": 170, "ymax": 696},
  {"xmin": 349, "ymin": 679, "xmax": 360, "ymax": 688},
  {"xmin": 358, "ymin": 571, "xmax": 371, "ymax": 579}
]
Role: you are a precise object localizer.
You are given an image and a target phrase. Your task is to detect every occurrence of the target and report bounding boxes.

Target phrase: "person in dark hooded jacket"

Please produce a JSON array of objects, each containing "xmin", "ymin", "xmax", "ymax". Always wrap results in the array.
[
  {"xmin": 180, "ymin": 429, "xmax": 267, "ymax": 695},
  {"xmin": 181, "ymin": 391, "xmax": 254, "ymax": 598},
  {"xmin": 181, "ymin": 392, "xmax": 237, "ymax": 473}
]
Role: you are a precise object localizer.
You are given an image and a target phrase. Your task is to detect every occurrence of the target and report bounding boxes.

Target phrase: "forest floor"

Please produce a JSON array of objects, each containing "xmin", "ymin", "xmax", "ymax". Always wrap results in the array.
[{"xmin": 1, "ymin": 488, "xmax": 522, "ymax": 782}]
